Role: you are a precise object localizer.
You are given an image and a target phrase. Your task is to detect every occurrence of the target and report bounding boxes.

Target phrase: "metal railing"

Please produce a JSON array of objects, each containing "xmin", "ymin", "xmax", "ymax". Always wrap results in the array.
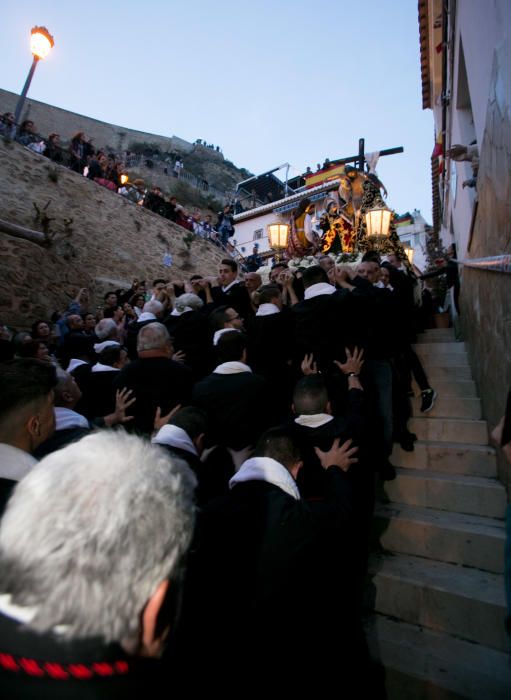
[{"xmin": 458, "ymin": 255, "xmax": 511, "ymax": 273}]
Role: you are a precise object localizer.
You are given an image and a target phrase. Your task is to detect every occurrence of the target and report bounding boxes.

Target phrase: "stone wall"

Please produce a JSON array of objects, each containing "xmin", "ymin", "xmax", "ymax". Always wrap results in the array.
[
  {"xmin": 460, "ymin": 46, "xmax": 511, "ymax": 487},
  {"xmin": 0, "ymin": 88, "xmax": 194, "ymax": 154},
  {"xmin": 0, "ymin": 138, "xmax": 224, "ymax": 327}
]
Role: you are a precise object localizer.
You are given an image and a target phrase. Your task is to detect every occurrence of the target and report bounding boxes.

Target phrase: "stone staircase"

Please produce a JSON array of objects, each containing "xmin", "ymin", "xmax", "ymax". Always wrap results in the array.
[{"xmin": 366, "ymin": 328, "xmax": 511, "ymax": 699}]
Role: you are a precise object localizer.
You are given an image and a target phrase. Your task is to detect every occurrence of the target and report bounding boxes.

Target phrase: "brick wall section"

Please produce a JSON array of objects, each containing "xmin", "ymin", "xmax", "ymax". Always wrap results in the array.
[
  {"xmin": 460, "ymin": 54, "xmax": 511, "ymax": 488},
  {"xmin": 0, "ymin": 138, "xmax": 225, "ymax": 327}
]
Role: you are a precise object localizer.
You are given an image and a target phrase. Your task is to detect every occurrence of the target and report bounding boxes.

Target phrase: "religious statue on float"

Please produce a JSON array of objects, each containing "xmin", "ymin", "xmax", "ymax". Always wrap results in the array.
[
  {"xmin": 286, "ymin": 197, "xmax": 322, "ymax": 258},
  {"xmin": 285, "ymin": 165, "xmax": 402, "ymax": 260}
]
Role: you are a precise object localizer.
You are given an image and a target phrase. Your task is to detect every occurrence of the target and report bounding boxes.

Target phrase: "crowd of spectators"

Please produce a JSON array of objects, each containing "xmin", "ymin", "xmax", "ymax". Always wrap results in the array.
[{"xmin": 0, "ymin": 112, "xmax": 237, "ymax": 251}]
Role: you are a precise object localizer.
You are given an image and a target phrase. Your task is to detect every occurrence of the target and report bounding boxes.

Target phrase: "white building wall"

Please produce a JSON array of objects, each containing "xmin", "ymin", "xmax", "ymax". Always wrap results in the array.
[{"xmin": 440, "ymin": 0, "xmax": 511, "ymax": 258}]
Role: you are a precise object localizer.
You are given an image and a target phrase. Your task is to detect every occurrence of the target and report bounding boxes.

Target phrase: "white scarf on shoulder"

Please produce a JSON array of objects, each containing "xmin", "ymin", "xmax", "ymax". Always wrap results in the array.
[
  {"xmin": 213, "ymin": 361, "xmax": 252, "ymax": 375},
  {"xmin": 55, "ymin": 407, "xmax": 90, "ymax": 431},
  {"xmin": 256, "ymin": 303, "xmax": 280, "ymax": 317},
  {"xmin": 294, "ymin": 413, "xmax": 333, "ymax": 428},
  {"xmin": 152, "ymin": 425, "xmax": 198, "ymax": 457},
  {"xmin": 304, "ymin": 282, "xmax": 336, "ymax": 300},
  {"xmin": 230, "ymin": 456, "xmax": 300, "ymax": 500}
]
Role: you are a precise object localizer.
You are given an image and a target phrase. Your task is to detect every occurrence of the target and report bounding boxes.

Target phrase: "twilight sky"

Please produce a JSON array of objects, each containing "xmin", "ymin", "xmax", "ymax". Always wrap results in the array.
[{"xmin": 1, "ymin": 0, "xmax": 433, "ymax": 220}]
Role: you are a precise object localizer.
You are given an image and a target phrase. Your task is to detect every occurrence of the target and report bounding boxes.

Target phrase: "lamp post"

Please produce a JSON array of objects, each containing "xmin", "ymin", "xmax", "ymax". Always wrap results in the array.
[
  {"xmin": 267, "ymin": 222, "xmax": 289, "ymax": 261},
  {"xmin": 14, "ymin": 26, "xmax": 55, "ymax": 131}
]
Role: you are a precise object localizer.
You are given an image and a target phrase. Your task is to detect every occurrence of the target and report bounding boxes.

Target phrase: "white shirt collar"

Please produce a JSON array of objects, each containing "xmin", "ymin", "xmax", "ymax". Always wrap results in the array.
[
  {"xmin": 213, "ymin": 328, "xmax": 241, "ymax": 346},
  {"xmin": 93, "ymin": 340, "xmax": 120, "ymax": 353},
  {"xmin": 0, "ymin": 444, "xmax": 37, "ymax": 481},
  {"xmin": 54, "ymin": 407, "xmax": 90, "ymax": 431},
  {"xmin": 138, "ymin": 312, "xmax": 157, "ymax": 322},
  {"xmin": 91, "ymin": 362, "xmax": 120, "ymax": 373},
  {"xmin": 304, "ymin": 282, "xmax": 337, "ymax": 300},
  {"xmin": 294, "ymin": 413, "xmax": 334, "ymax": 428},
  {"xmin": 221, "ymin": 280, "xmax": 239, "ymax": 293},
  {"xmin": 213, "ymin": 361, "xmax": 252, "ymax": 375},
  {"xmin": 256, "ymin": 303, "xmax": 280, "ymax": 317},
  {"xmin": 152, "ymin": 425, "xmax": 198, "ymax": 457},
  {"xmin": 230, "ymin": 456, "xmax": 300, "ymax": 500},
  {"xmin": 67, "ymin": 358, "xmax": 88, "ymax": 373}
]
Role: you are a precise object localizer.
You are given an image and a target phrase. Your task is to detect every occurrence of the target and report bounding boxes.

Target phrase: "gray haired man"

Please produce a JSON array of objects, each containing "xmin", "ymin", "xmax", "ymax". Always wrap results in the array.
[{"xmin": 0, "ymin": 431, "xmax": 196, "ymax": 697}]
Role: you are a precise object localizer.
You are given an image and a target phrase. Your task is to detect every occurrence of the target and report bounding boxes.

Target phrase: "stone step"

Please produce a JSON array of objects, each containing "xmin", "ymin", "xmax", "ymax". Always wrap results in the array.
[
  {"xmin": 369, "ymin": 552, "xmax": 508, "ymax": 652},
  {"xmin": 420, "ymin": 365, "xmax": 472, "ymax": 380},
  {"xmin": 413, "ymin": 341, "xmax": 467, "ymax": 354},
  {"xmin": 391, "ymin": 441, "xmax": 497, "ymax": 477},
  {"xmin": 374, "ymin": 503, "xmax": 505, "ymax": 573},
  {"xmin": 411, "ymin": 395, "xmax": 481, "ymax": 419},
  {"xmin": 409, "ymin": 416, "xmax": 488, "ymax": 444},
  {"xmin": 366, "ymin": 615, "xmax": 511, "ymax": 700},
  {"xmin": 417, "ymin": 329, "xmax": 456, "ymax": 342},
  {"xmin": 412, "ymin": 379, "xmax": 478, "ymax": 398},
  {"xmin": 383, "ymin": 469, "xmax": 507, "ymax": 518},
  {"xmin": 416, "ymin": 352, "xmax": 470, "ymax": 367}
]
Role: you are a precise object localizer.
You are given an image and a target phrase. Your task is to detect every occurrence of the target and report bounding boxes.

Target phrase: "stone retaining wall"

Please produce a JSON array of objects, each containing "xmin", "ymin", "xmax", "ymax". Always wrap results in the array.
[{"xmin": 0, "ymin": 138, "xmax": 224, "ymax": 327}]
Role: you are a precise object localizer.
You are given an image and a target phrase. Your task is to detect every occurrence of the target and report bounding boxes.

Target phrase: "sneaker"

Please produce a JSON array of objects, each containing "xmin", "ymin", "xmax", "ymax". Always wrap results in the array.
[{"xmin": 420, "ymin": 389, "xmax": 437, "ymax": 413}]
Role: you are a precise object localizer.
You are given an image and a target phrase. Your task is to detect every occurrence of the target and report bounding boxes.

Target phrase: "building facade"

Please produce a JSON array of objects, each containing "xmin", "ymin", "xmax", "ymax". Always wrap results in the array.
[{"xmin": 419, "ymin": 0, "xmax": 511, "ymax": 484}]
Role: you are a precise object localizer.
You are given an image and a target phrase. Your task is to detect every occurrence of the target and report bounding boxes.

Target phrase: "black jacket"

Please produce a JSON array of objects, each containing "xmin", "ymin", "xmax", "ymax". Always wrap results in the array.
[
  {"xmin": 192, "ymin": 371, "xmax": 270, "ymax": 450},
  {"xmin": 114, "ymin": 357, "xmax": 193, "ymax": 435}
]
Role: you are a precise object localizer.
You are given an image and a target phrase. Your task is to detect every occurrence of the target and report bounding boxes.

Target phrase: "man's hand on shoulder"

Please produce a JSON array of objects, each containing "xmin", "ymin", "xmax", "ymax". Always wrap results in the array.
[{"xmin": 314, "ymin": 438, "xmax": 358, "ymax": 472}]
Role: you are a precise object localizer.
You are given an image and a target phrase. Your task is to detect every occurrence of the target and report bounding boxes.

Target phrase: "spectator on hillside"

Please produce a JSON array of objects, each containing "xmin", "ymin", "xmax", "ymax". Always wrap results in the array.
[
  {"xmin": 144, "ymin": 186, "xmax": 166, "ymax": 216},
  {"xmin": 44, "ymin": 132, "xmax": 63, "ymax": 163},
  {"xmin": 199, "ymin": 214, "xmax": 215, "ymax": 239},
  {"xmin": 69, "ymin": 131, "xmax": 87, "ymax": 173},
  {"xmin": 216, "ymin": 204, "xmax": 235, "ymax": 246},
  {"xmin": 173, "ymin": 158, "xmax": 184, "ymax": 178},
  {"xmin": 0, "ymin": 112, "xmax": 15, "ymax": 138},
  {"xmin": 16, "ymin": 120, "xmax": 39, "ymax": 147}
]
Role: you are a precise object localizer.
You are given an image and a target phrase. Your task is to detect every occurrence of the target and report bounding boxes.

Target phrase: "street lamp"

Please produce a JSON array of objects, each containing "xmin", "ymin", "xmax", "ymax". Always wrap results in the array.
[
  {"xmin": 267, "ymin": 222, "xmax": 289, "ymax": 261},
  {"xmin": 268, "ymin": 222, "xmax": 289, "ymax": 250},
  {"xmin": 364, "ymin": 206, "xmax": 392, "ymax": 237},
  {"xmin": 14, "ymin": 26, "xmax": 55, "ymax": 131}
]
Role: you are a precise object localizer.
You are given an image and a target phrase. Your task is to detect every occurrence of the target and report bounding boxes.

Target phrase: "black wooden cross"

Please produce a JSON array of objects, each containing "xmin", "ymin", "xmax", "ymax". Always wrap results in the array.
[{"xmin": 330, "ymin": 138, "xmax": 404, "ymax": 171}]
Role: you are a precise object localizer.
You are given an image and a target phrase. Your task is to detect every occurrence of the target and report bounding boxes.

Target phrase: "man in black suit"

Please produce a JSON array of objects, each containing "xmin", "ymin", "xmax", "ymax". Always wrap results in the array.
[
  {"xmin": 210, "ymin": 258, "xmax": 252, "ymax": 321},
  {"xmin": 291, "ymin": 265, "xmax": 363, "ymax": 374},
  {"xmin": 125, "ymin": 299, "xmax": 164, "ymax": 360},
  {"xmin": 191, "ymin": 331, "xmax": 270, "ymax": 452},
  {"xmin": 180, "ymin": 426, "xmax": 367, "ymax": 693},
  {"xmin": 114, "ymin": 322, "xmax": 193, "ymax": 435}
]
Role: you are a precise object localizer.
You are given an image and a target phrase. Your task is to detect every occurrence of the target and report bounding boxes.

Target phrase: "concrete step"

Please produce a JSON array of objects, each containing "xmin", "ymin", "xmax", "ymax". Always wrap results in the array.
[
  {"xmin": 413, "ymin": 341, "xmax": 467, "ymax": 354},
  {"xmin": 417, "ymin": 329, "xmax": 456, "ymax": 342},
  {"xmin": 409, "ymin": 416, "xmax": 488, "ymax": 444},
  {"xmin": 391, "ymin": 441, "xmax": 497, "ymax": 477},
  {"xmin": 412, "ymin": 379, "xmax": 478, "ymax": 398},
  {"xmin": 374, "ymin": 503, "xmax": 506, "ymax": 573},
  {"xmin": 415, "ymin": 352, "xmax": 470, "ymax": 367},
  {"xmin": 366, "ymin": 615, "xmax": 511, "ymax": 700},
  {"xmin": 368, "ymin": 552, "xmax": 508, "ymax": 652},
  {"xmin": 420, "ymin": 365, "xmax": 472, "ymax": 380},
  {"xmin": 411, "ymin": 395, "xmax": 481, "ymax": 419},
  {"xmin": 383, "ymin": 469, "xmax": 507, "ymax": 518}
]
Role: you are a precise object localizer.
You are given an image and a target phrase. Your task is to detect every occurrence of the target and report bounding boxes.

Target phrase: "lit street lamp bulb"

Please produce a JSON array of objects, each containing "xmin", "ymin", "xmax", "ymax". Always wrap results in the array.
[{"xmin": 30, "ymin": 26, "xmax": 54, "ymax": 59}]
